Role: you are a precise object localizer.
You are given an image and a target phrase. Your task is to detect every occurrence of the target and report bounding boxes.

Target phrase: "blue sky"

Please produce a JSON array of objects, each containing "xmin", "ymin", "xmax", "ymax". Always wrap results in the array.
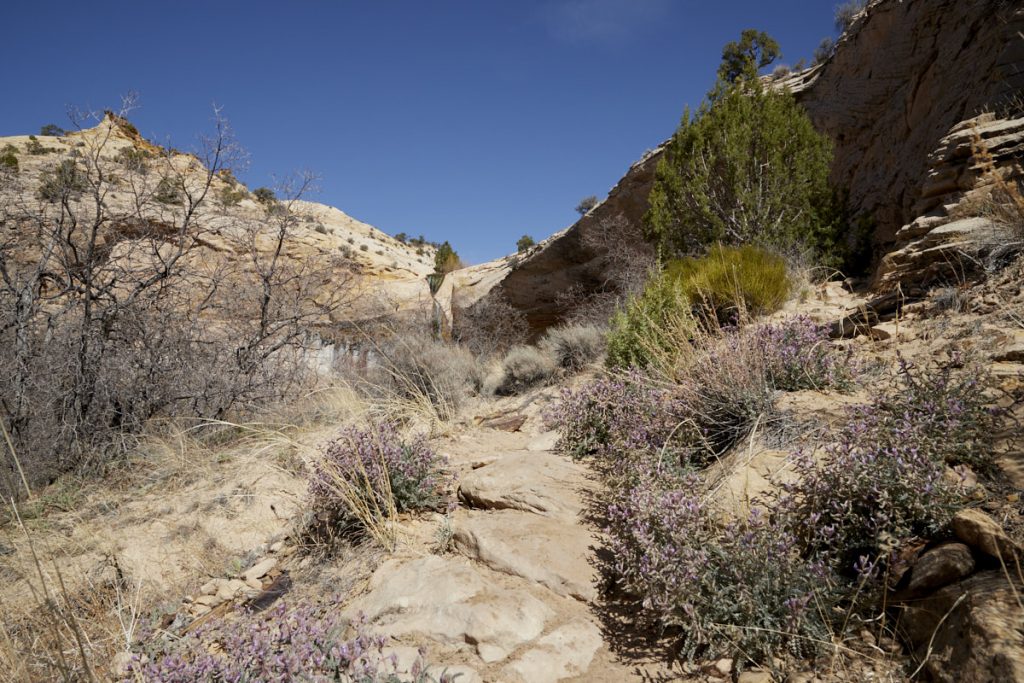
[{"xmin": 1, "ymin": 1, "xmax": 839, "ymax": 263}]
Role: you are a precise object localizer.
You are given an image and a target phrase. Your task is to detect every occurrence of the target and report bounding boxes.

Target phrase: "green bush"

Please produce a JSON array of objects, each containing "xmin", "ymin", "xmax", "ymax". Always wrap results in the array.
[
  {"xmin": 39, "ymin": 124, "xmax": 65, "ymax": 137},
  {"xmin": 606, "ymin": 245, "xmax": 789, "ymax": 370},
  {"xmin": 645, "ymin": 33, "xmax": 841, "ymax": 265},
  {"xmin": 154, "ymin": 177, "xmax": 182, "ymax": 205},
  {"xmin": 37, "ymin": 160, "xmax": 86, "ymax": 202},
  {"xmin": 116, "ymin": 146, "xmax": 153, "ymax": 173},
  {"xmin": 0, "ymin": 144, "xmax": 19, "ymax": 172},
  {"xmin": 516, "ymin": 234, "xmax": 535, "ymax": 252},
  {"xmin": 575, "ymin": 195, "xmax": 598, "ymax": 216},
  {"xmin": 667, "ymin": 243, "xmax": 790, "ymax": 319},
  {"xmin": 434, "ymin": 240, "xmax": 461, "ymax": 274},
  {"xmin": 253, "ymin": 186, "xmax": 277, "ymax": 206},
  {"xmin": 25, "ymin": 135, "xmax": 47, "ymax": 155}
]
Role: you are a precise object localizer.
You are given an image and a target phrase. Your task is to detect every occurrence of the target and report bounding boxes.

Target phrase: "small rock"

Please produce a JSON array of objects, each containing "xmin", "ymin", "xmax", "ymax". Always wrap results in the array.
[
  {"xmin": 907, "ymin": 543, "xmax": 975, "ymax": 594},
  {"xmin": 200, "ymin": 579, "xmax": 219, "ymax": 595},
  {"xmin": 738, "ymin": 671, "xmax": 774, "ymax": 683},
  {"xmin": 194, "ymin": 594, "xmax": 220, "ymax": 607},
  {"xmin": 526, "ymin": 431, "xmax": 559, "ymax": 452},
  {"xmin": 714, "ymin": 658, "xmax": 734, "ymax": 677},
  {"xmin": 245, "ymin": 576, "xmax": 264, "ymax": 590},
  {"xmin": 269, "ymin": 541, "xmax": 284, "ymax": 553},
  {"xmin": 243, "ymin": 557, "xmax": 278, "ymax": 583}
]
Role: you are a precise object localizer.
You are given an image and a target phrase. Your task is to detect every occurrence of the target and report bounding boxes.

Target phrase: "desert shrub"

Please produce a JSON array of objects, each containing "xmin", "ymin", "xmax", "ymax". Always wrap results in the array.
[
  {"xmin": 538, "ymin": 324, "xmax": 605, "ymax": 373},
  {"xmin": 775, "ymin": 353, "xmax": 993, "ymax": 570},
  {"xmin": 606, "ymin": 268, "xmax": 695, "ymax": 371},
  {"xmin": 308, "ymin": 420, "xmax": 448, "ymax": 542},
  {"xmin": 575, "ymin": 195, "xmax": 598, "ymax": 215},
  {"xmin": 0, "ymin": 144, "xmax": 18, "ymax": 172},
  {"xmin": 253, "ymin": 186, "xmax": 277, "ymax": 205},
  {"xmin": 451, "ymin": 293, "xmax": 528, "ymax": 357},
  {"xmin": 516, "ymin": 234, "xmax": 535, "ymax": 252},
  {"xmin": 394, "ymin": 231, "xmax": 407, "ymax": 243},
  {"xmin": 605, "ymin": 469, "xmax": 826, "ymax": 663},
  {"xmin": 153, "ymin": 176, "xmax": 182, "ymax": 204},
  {"xmin": 217, "ymin": 185, "xmax": 246, "ymax": 206},
  {"xmin": 25, "ymin": 135, "xmax": 46, "ymax": 155},
  {"xmin": 547, "ymin": 370, "xmax": 687, "ymax": 463},
  {"xmin": 487, "ymin": 345, "xmax": 557, "ymax": 396},
  {"xmin": 37, "ymin": 159, "xmax": 86, "ymax": 202},
  {"xmin": 433, "ymin": 240, "xmax": 461, "ymax": 274},
  {"xmin": 645, "ymin": 46, "xmax": 841, "ymax": 264},
  {"xmin": 115, "ymin": 145, "xmax": 152, "ymax": 173},
  {"xmin": 667, "ymin": 244, "xmax": 791, "ymax": 320},
  {"xmin": 359, "ymin": 244, "xmax": 369, "ymax": 251},
  {"xmin": 755, "ymin": 315, "xmax": 856, "ymax": 391},
  {"xmin": 835, "ymin": 0, "xmax": 868, "ymax": 32},
  {"xmin": 606, "ymin": 245, "xmax": 789, "ymax": 371},
  {"xmin": 376, "ymin": 335, "xmax": 479, "ymax": 414},
  {"xmin": 772, "ymin": 64, "xmax": 792, "ymax": 79},
  {"xmin": 122, "ymin": 599, "xmax": 442, "ymax": 682},
  {"xmin": 813, "ymin": 37, "xmax": 835, "ymax": 65}
]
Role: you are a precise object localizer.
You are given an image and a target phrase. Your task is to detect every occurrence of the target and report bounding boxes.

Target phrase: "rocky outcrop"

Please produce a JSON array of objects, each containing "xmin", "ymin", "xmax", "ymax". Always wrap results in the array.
[{"xmin": 784, "ymin": 0, "xmax": 1023, "ymax": 248}]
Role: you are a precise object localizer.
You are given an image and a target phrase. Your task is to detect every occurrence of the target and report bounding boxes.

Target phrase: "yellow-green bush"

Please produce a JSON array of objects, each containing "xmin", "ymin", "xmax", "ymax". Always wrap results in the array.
[
  {"xmin": 669, "ymin": 243, "xmax": 790, "ymax": 319},
  {"xmin": 606, "ymin": 244, "xmax": 789, "ymax": 370}
]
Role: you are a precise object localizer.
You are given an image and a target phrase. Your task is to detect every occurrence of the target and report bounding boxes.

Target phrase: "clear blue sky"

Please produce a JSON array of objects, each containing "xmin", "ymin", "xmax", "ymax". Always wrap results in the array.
[{"xmin": 1, "ymin": 1, "xmax": 839, "ymax": 263}]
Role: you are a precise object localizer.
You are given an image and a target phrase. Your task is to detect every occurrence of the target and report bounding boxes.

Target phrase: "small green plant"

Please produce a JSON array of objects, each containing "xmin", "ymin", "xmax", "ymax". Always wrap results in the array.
[
  {"xmin": 153, "ymin": 176, "xmax": 182, "ymax": 204},
  {"xmin": 116, "ymin": 146, "xmax": 152, "ymax": 173},
  {"xmin": 25, "ymin": 135, "xmax": 46, "ymax": 155},
  {"xmin": 37, "ymin": 160, "xmax": 86, "ymax": 202},
  {"xmin": 394, "ymin": 231, "xmax": 408, "ymax": 243},
  {"xmin": 667, "ymin": 243, "xmax": 791, "ymax": 320},
  {"xmin": 606, "ymin": 267, "xmax": 695, "ymax": 371},
  {"xmin": 253, "ymin": 186, "xmax": 277, "ymax": 206},
  {"xmin": 516, "ymin": 234, "xmax": 535, "ymax": 252},
  {"xmin": 0, "ymin": 144, "xmax": 19, "ymax": 172},
  {"xmin": 217, "ymin": 185, "xmax": 246, "ymax": 206},
  {"xmin": 813, "ymin": 37, "xmax": 835, "ymax": 65},
  {"xmin": 575, "ymin": 195, "xmax": 598, "ymax": 216},
  {"xmin": 359, "ymin": 244, "xmax": 369, "ymax": 252}
]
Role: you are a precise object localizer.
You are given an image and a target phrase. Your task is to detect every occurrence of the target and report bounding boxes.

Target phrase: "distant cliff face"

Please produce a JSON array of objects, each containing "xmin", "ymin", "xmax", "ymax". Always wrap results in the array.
[{"xmin": 460, "ymin": 0, "xmax": 1024, "ymax": 328}]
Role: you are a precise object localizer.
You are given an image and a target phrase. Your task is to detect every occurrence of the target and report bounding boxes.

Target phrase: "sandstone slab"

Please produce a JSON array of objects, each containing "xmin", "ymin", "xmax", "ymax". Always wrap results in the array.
[
  {"xmin": 347, "ymin": 555, "xmax": 553, "ymax": 663},
  {"xmin": 457, "ymin": 451, "xmax": 589, "ymax": 522},
  {"xmin": 453, "ymin": 510, "xmax": 598, "ymax": 601},
  {"xmin": 503, "ymin": 619, "xmax": 603, "ymax": 683},
  {"xmin": 906, "ymin": 543, "xmax": 976, "ymax": 594}
]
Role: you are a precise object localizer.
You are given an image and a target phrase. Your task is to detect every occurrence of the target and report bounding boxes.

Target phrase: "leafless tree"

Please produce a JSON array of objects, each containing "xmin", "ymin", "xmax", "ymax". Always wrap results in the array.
[{"xmin": 0, "ymin": 96, "xmax": 354, "ymax": 494}]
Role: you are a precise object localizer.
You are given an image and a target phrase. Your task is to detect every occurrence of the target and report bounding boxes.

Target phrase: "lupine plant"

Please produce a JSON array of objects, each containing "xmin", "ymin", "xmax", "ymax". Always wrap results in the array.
[
  {"xmin": 120, "ymin": 601, "xmax": 447, "ymax": 682},
  {"xmin": 774, "ymin": 352, "xmax": 993, "ymax": 570},
  {"xmin": 545, "ymin": 369, "xmax": 693, "ymax": 463},
  {"xmin": 604, "ymin": 463, "xmax": 827, "ymax": 663},
  {"xmin": 308, "ymin": 420, "xmax": 449, "ymax": 545},
  {"xmin": 754, "ymin": 315, "xmax": 856, "ymax": 391}
]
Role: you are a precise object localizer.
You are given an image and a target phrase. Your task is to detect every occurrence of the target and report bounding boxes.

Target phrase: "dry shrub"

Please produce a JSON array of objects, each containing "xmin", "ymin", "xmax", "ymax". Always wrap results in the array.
[
  {"xmin": 485, "ymin": 345, "xmax": 557, "ymax": 397},
  {"xmin": 451, "ymin": 293, "xmax": 528, "ymax": 357},
  {"xmin": 538, "ymin": 324, "xmax": 605, "ymax": 373}
]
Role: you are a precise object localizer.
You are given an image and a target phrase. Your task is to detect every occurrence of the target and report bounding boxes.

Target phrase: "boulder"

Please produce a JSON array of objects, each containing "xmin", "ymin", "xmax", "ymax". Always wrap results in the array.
[
  {"xmin": 900, "ymin": 571, "xmax": 1024, "ymax": 682},
  {"xmin": 951, "ymin": 508, "xmax": 1021, "ymax": 561},
  {"xmin": 906, "ymin": 543, "xmax": 976, "ymax": 594}
]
